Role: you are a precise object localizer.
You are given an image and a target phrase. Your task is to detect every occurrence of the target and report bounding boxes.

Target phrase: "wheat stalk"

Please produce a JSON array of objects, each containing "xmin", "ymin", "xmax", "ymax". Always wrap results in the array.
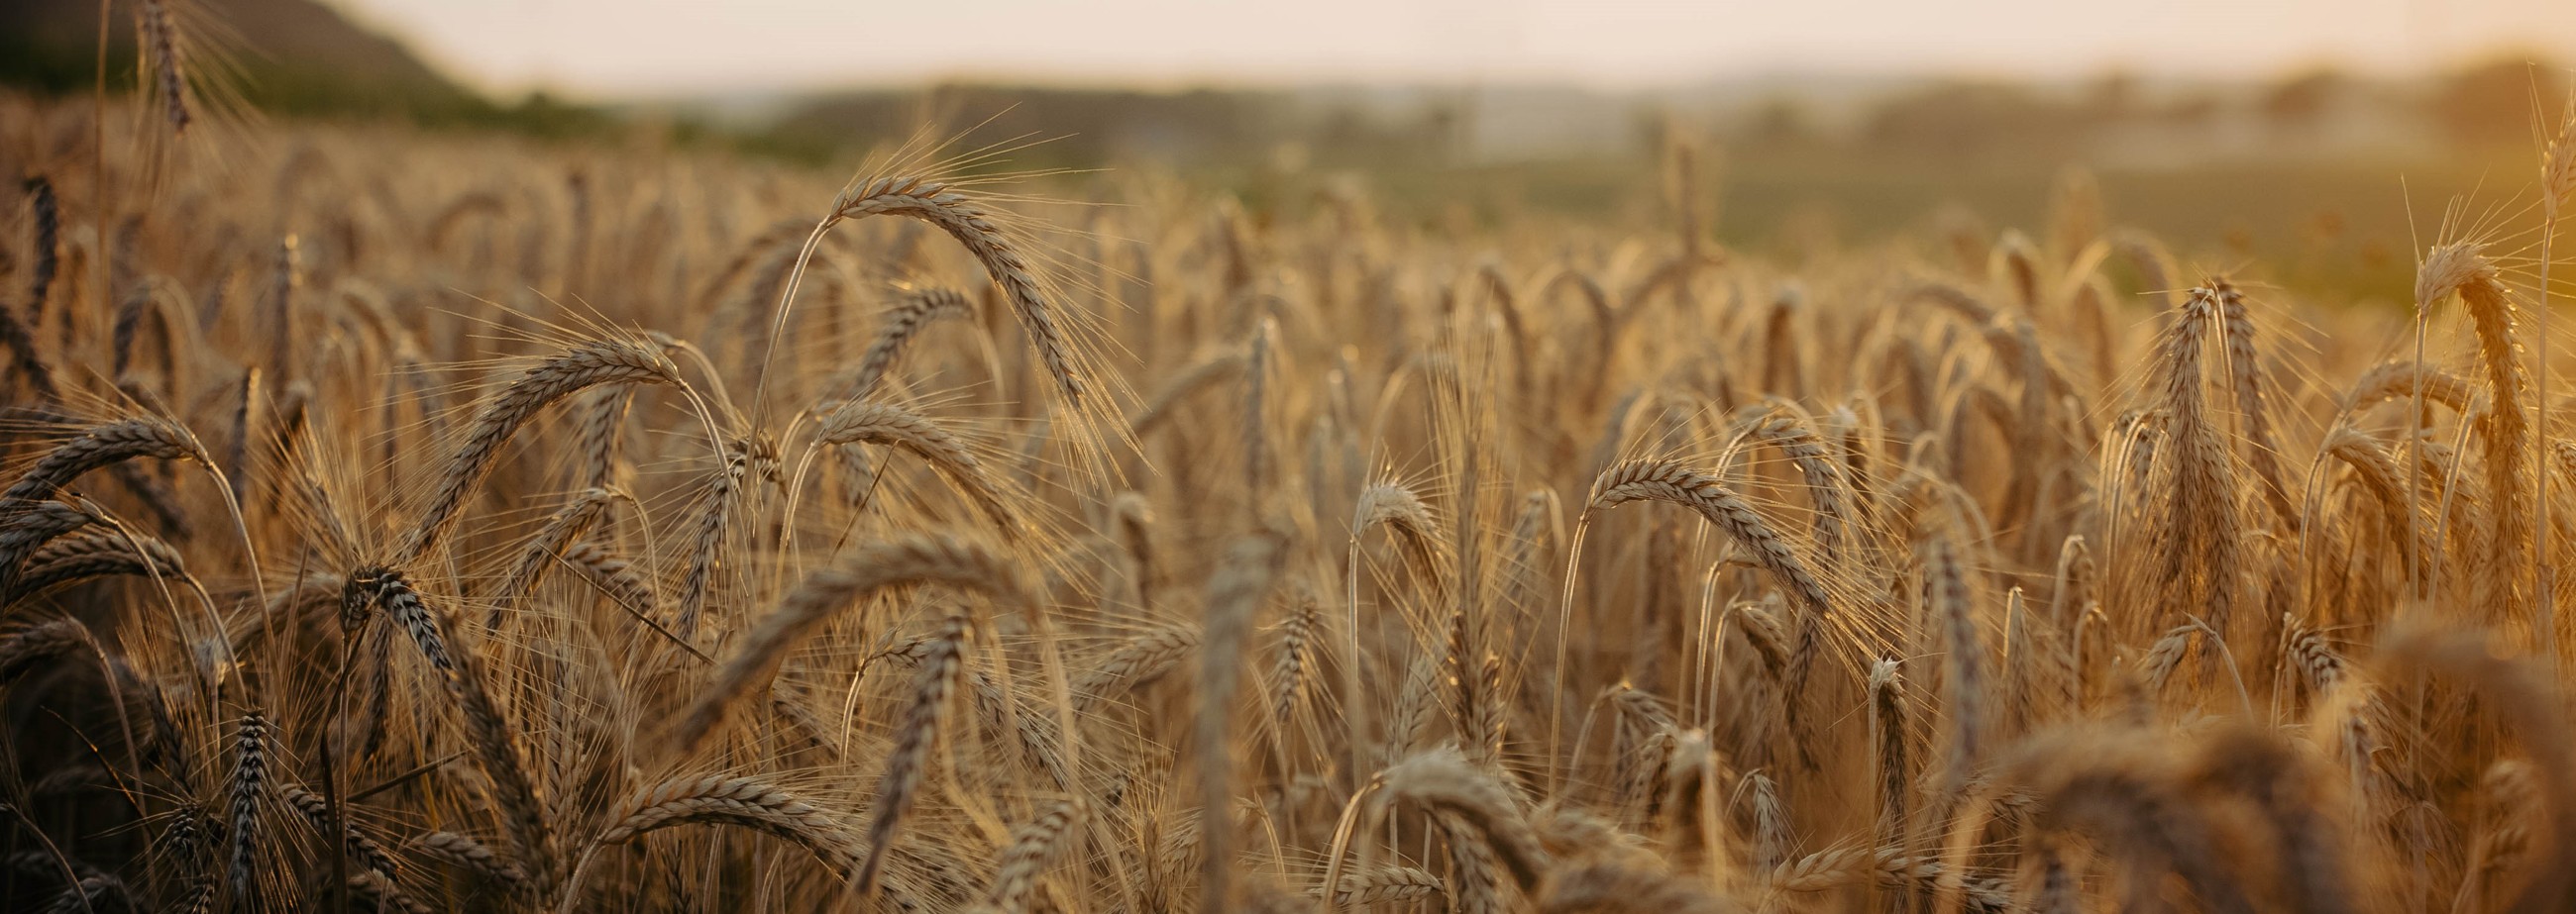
[{"xmin": 1198, "ymin": 533, "xmax": 1285, "ymax": 912}]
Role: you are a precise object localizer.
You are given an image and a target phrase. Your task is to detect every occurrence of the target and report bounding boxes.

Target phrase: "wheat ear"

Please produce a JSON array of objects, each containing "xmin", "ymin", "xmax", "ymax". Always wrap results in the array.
[
  {"xmin": 1927, "ymin": 539, "xmax": 1985, "ymax": 797},
  {"xmin": 815, "ymin": 177, "xmax": 1087, "ymax": 403},
  {"xmin": 397, "ymin": 338, "xmax": 688, "ymax": 561},
  {"xmin": 673, "ymin": 534, "xmax": 1026, "ymax": 755},
  {"xmin": 486, "ymin": 486, "xmax": 616, "ymax": 628},
  {"xmin": 1072, "ymin": 625, "xmax": 1201, "ymax": 712},
  {"xmin": 0, "ymin": 619, "xmax": 92, "ymax": 689},
  {"xmin": 226, "ymin": 710, "xmax": 269, "ymax": 903},
  {"xmin": 279, "ymin": 783, "xmax": 398, "ymax": 881},
  {"xmin": 1380, "ymin": 748, "xmax": 1550, "ymax": 890},
  {"xmin": 853, "ymin": 606, "xmax": 968, "ymax": 900},
  {"xmin": 0, "ymin": 501, "xmax": 97, "ymax": 598},
  {"xmin": 562, "ymin": 775, "xmax": 863, "ymax": 908},
  {"xmin": 672, "ymin": 435, "xmax": 775, "ymax": 637},
  {"xmin": 5, "ymin": 417, "xmax": 204, "ymax": 502},
  {"xmin": 9, "ymin": 528, "xmax": 184, "ymax": 601},
  {"xmin": 413, "ymin": 830, "xmax": 529, "ymax": 894},
  {"xmin": 345, "ymin": 568, "xmax": 556, "ymax": 899},
  {"xmin": 986, "ymin": 801, "xmax": 1079, "ymax": 914},
  {"xmin": 2150, "ymin": 285, "xmax": 2242, "ymax": 638},
  {"xmin": 840, "ymin": 286, "xmax": 974, "ymax": 403},
  {"xmin": 809, "ymin": 399, "xmax": 1016, "ymax": 533}
]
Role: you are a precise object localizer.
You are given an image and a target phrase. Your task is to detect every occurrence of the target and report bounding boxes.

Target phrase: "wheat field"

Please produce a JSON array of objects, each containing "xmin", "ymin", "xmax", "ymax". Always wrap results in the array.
[{"xmin": 5, "ymin": 75, "xmax": 2576, "ymax": 914}]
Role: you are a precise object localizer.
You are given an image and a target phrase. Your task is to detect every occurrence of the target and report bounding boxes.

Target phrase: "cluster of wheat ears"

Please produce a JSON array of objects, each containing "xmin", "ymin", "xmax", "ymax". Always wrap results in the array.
[{"xmin": 9, "ymin": 67, "xmax": 2576, "ymax": 913}]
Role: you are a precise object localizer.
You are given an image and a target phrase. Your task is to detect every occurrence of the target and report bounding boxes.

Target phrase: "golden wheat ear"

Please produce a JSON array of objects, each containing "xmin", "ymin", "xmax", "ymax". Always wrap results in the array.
[
  {"xmin": 669, "ymin": 532, "xmax": 1027, "ymax": 757},
  {"xmin": 396, "ymin": 336, "xmax": 696, "ymax": 563}
]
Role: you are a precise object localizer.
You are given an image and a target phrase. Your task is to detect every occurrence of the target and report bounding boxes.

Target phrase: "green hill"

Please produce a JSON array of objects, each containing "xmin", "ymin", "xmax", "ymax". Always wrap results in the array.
[{"xmin": 0, "ymin": 0, "xmax": 565, "ymax": 127}]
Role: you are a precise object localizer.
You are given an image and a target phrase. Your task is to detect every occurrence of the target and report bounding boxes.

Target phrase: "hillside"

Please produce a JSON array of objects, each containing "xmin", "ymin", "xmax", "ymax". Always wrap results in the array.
[{"xmin": 0, "ymin": 0, "xmax": 484, "ymax": 120}]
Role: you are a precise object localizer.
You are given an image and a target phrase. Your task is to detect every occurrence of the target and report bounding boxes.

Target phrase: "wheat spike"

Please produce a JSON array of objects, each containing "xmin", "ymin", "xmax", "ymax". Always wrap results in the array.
[
  {"xmin": 674, "ymin": 534, "xmax": 1026, "ymax": 754},
  {"xmin": 397, "ymin": 338, "xmax": 688, "ymax": 561}
]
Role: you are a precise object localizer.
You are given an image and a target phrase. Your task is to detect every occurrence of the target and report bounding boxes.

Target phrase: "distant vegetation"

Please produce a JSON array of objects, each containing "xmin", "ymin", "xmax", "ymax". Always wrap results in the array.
[{"xmin": 3, "ymin": 0, "xmax": 2565, "ymax": 302}]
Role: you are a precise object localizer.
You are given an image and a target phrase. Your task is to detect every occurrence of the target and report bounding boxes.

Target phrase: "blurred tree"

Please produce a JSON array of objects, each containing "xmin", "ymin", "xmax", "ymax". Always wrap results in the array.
[
  {"xmin": 1865, "ymin": 81, "xmax": 2085, "ymax": 163},
  {"xmin": 2433, "ymin": 55, "xmax": 2570, "ymax": 148},
  {"xmin": 2086, "ymin": 69, "xmax": 2142, "ymax": 119},
  {"xmin": 2264, "ymin": 68, "xmax": 2349, "ymax": 132},
  {"xmin": 1745, "ymin": 96, "xmax": 1811, "ymax": 148}
]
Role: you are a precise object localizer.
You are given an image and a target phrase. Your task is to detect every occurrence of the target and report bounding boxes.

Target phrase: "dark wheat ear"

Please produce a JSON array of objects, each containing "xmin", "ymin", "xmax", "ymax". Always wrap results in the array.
[
  {"xmin": 0, "ymin": 500, "xmax": 109, "ymax": 602},
  {"xmin": 226, "ymin": 710, "xmax": 269, "ymax": 903},
  {"xmin": 0, "ymin": 619, "xmax": 95, "ymax": 688},
  {"xmin": 1, "ymin": 180, "xmax": 56, "ymax": 403},
  {"xmin": 11, "ymin": 526, "xmax": 187, "ymax": 601},
  {"xmin": 137, "ymin": 0, "xmax": 193, "ymax": 135},
  {"xmin": 23, "ymin": 176, "xmax": 59, "ymax": 317},
  {"xmin": 343, "ymin": 568, "xmax": 557, "ymax": 900},
  {"xmin": 279, "ymin": 783, "xmax": 399, "ymax": 882}
]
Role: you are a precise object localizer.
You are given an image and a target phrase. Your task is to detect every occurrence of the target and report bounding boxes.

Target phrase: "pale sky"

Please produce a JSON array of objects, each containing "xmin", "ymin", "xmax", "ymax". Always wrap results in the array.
[{"xmin": 338, "ymin": 0, "xmax": 2576, "ymax": 98}]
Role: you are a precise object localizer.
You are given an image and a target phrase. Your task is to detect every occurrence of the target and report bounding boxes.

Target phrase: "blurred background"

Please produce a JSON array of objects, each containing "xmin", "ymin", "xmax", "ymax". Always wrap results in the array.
[{"xmin": 10, "ymin": 0, "xmax": 2575, "ymax": 305}]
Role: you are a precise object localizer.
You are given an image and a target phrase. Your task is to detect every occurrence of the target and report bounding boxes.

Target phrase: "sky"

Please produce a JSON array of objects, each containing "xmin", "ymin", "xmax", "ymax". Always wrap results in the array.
[{"xmin": 340, "ymin": 0, "xmax": 2576, "ymax": 98}]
